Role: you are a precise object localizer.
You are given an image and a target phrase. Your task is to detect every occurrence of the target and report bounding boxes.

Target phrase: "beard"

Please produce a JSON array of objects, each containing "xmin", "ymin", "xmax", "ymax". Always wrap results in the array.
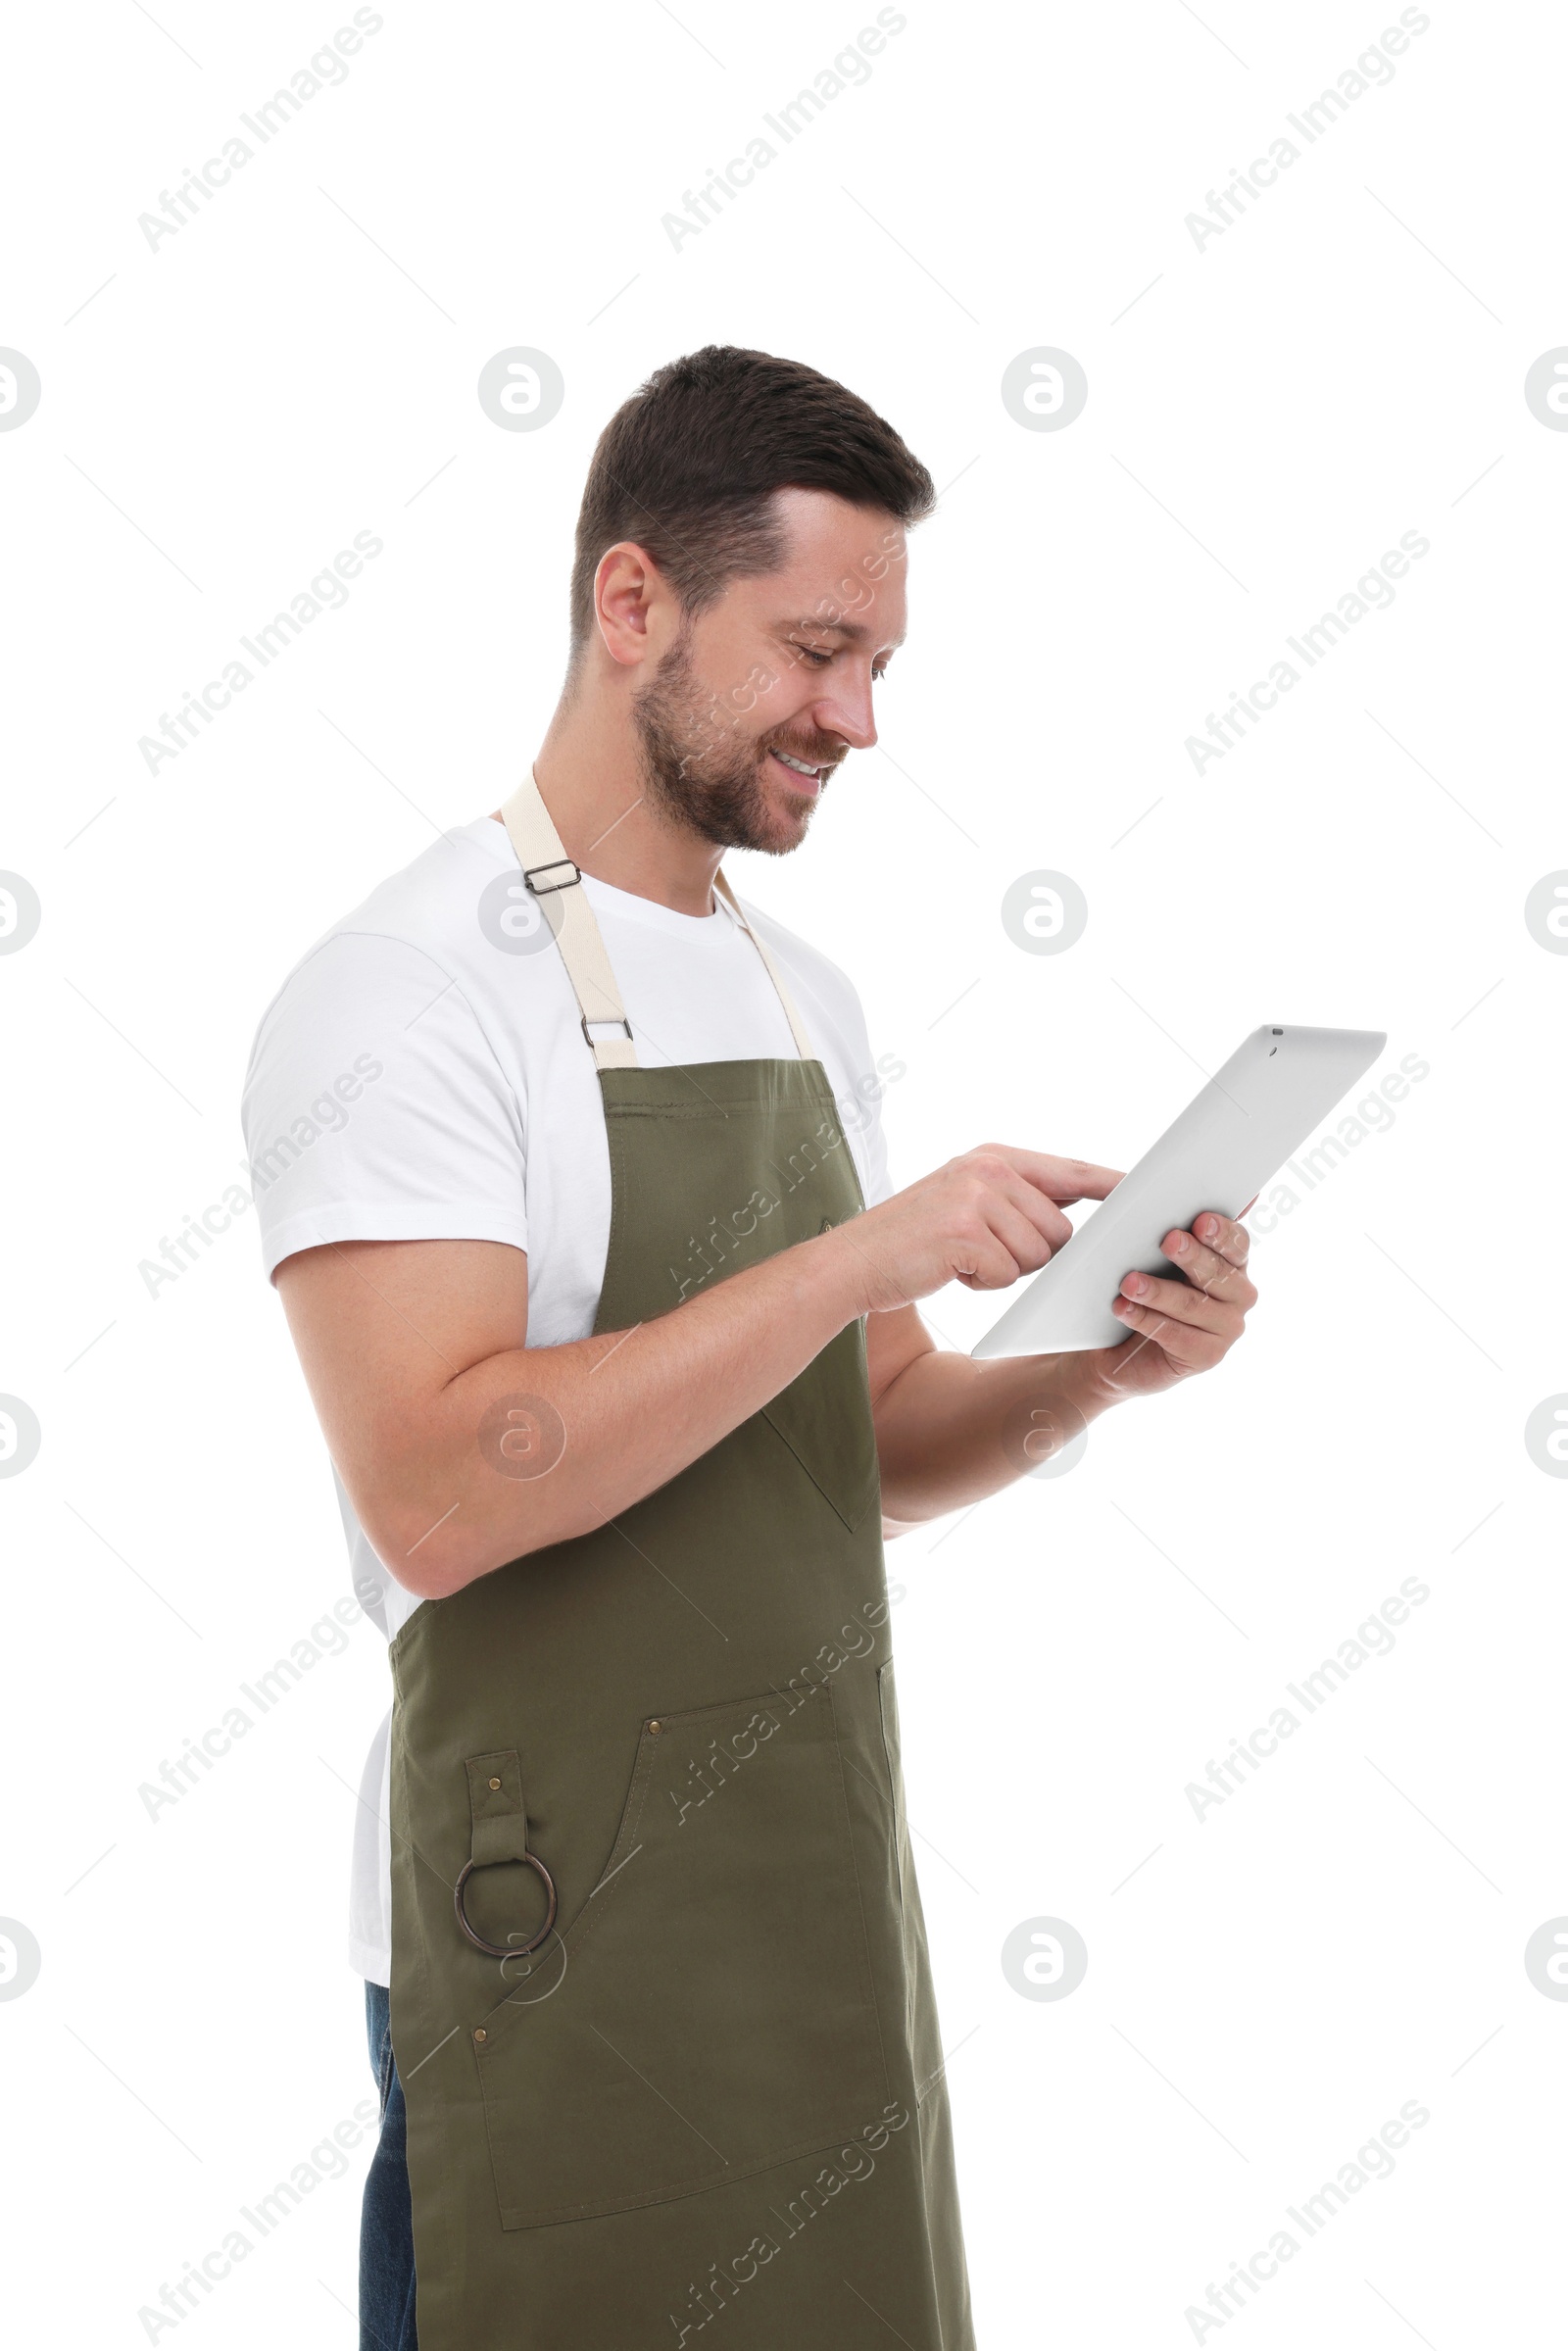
[{"xmin": 631, "ymin": 623, "xmax": 842, "ymax": 855}]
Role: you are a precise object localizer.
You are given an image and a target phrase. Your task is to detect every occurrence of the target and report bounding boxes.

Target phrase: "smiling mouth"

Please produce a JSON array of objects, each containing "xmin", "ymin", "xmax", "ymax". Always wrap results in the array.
[{"xmin": 767, "ymin": 746, "xmax": 831, "ymax": 793}]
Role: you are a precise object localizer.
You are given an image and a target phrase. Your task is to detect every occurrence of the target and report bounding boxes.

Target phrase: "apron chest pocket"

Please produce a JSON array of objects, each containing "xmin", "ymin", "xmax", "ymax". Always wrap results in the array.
[{"xmin": 472, "ymin": 1682, "xmax": 890, "ymax": 2229}]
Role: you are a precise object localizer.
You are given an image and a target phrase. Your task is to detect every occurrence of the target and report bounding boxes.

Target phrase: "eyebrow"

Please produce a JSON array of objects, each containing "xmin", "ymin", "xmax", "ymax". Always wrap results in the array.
[{"xmin": 788, "ymin": 616, "xmax": 906, "ymax": 650}]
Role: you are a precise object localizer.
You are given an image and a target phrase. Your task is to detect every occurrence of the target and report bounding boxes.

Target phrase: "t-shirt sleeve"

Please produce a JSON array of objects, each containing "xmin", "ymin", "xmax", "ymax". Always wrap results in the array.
[
  {"xmin": 241, "ymin": 930, "xmax": 527, "ymax": 1283},
  {"xmin": 862, "ymin": 1107, "xmax": 894, "ymax": 1207}
]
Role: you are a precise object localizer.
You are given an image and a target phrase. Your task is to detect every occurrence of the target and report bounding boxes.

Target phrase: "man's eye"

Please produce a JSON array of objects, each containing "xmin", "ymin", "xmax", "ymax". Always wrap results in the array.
[{"xmin": 798, "ymin": 647, "xmax": 833, "ymax": 667}]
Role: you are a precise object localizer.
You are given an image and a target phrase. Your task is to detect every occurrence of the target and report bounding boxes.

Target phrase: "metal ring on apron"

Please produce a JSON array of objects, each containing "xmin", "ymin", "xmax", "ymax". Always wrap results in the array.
[{"xmin": 453, "ymin": 1851, "xmax": 559, "ymax": 1959}]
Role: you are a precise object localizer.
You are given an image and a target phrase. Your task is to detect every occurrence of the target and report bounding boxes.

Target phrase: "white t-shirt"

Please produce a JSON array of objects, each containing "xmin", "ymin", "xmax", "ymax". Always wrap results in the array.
[{"xmin": 240, "ymin": 815, "xmax": 897, "ymax": 1984}]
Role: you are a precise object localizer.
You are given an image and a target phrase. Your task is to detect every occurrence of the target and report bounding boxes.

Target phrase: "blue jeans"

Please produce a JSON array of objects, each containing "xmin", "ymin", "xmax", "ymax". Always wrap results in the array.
[{"xmin": 361, "ymin": 1982, "xmax": 417, "ymax": 2350}]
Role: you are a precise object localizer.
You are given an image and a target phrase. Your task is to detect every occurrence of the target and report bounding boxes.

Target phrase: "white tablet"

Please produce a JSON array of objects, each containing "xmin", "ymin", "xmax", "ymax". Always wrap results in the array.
[{"xmin": 971, "ymin": 1023, "xmax": 1387, "ymax": 1358}]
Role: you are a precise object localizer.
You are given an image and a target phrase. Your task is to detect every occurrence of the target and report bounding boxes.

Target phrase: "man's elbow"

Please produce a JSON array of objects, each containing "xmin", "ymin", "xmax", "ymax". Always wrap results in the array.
[
  {"xmin": 366, "ymin": 1504, "xmax": 482, "ymax": 1601},
  {"xmin": 361, "ymin": 1494, "xmax": 548, "ymax": 1602}
]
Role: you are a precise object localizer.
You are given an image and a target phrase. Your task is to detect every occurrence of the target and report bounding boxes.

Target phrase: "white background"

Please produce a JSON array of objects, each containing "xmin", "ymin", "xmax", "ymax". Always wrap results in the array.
[{"xmin": 2, "ymin": 1, "xmax": 1564, "ymax": 2343}]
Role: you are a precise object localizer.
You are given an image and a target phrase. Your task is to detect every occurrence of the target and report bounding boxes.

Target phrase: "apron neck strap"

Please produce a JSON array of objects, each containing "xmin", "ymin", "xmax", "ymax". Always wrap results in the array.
[
  {"xmin": 499, "ymin": 767, "xmax": 638, "ymax": 1071},
  {"xmin": 499, "ymin": 767, "xmax": 815, "ymax": 1069},
  {"xmin": 710, "ymin": 869, "xmax": 815, "ymax": 1060}
]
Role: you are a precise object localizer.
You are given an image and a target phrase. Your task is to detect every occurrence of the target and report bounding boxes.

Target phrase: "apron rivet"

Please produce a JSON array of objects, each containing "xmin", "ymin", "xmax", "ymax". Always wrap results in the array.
[
  {"xmin": 473, "ymin": 2028, "xmax": 487, "ymax": 2043},
  {"xmin": 488, "ymin": 1778, "xmax": 502, "ymax": 1790},
  {"xmin": 648, "ymin": 1720, "xmax": 662, "ymax": 1736}
]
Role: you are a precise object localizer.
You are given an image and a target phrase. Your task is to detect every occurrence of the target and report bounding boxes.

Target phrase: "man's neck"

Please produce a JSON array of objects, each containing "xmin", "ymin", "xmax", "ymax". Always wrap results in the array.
[{"xmin": 492, "ymin": 695, "xmax": 722, "ymax": 919}]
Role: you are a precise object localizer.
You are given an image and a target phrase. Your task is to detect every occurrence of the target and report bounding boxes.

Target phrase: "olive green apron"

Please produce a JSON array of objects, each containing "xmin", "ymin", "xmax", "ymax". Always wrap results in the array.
[{"xmin": 386, "ymin": 769, "xmax": 974, "ymax": 2348}]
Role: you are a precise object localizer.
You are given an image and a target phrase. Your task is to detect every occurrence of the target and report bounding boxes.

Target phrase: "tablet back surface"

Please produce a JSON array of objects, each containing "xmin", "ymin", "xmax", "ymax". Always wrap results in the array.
[{"xmin": 971, "ymin": 1023, "xmax": 1387, "ymax": 1357}]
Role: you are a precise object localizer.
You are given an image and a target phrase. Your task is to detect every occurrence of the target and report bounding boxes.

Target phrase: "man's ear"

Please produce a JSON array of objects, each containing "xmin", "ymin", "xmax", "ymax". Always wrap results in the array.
[{"xmin": 594, "ymin": 540, "xmax": 668, "ymax": 669}]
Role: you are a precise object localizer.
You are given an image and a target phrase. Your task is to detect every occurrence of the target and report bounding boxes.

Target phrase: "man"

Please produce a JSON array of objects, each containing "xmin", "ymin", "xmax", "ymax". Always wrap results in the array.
[{"xmin": 242, "ymin": 346, "xmax": 1255, "ymax": 2351}]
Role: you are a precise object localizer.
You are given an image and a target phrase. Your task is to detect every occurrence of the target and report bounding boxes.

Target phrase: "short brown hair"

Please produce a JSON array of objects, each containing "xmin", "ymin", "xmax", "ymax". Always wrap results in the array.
[{"xmin": 567, "ymin": 345, "xmax": 935, "ymax": 661}]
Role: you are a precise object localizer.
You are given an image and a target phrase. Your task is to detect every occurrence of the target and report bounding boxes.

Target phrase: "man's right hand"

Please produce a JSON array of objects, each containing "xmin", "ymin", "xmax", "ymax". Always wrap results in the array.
[{"xmin": 828, "ymin": 1147, "xmax": 1125, "ymax": 1314}]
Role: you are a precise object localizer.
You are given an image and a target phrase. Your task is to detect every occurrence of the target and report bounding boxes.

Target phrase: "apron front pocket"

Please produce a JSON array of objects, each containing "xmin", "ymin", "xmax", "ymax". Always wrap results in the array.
[{"xmin": 472, "ymin": 1681, "xmax": 891, "ymax": 2229}]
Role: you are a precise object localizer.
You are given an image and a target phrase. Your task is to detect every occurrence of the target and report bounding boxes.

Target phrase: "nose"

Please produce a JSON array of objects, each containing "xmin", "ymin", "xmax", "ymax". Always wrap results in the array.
[{"xmin": 811, "ymin": 670, "xmax": 878, "ymax": 754}]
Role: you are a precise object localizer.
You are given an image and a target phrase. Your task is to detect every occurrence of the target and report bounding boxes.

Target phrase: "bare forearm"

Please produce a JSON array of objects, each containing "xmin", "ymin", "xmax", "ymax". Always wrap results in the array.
[
  {"xmin": 873, "ymin": 1347, "xmax": 1114, "ymax": 1527},
  {"xmin": 287, "ymin": 1140, "xmax": 1189, "ymax": 1591},
  {"xmin": 367, "ymin": 1228, "xmax": 867, "ymax": 1596}
]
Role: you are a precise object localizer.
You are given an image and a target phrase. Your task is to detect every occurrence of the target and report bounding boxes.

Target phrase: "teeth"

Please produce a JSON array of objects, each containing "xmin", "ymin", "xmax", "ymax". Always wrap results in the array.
[{"xmin": 772, "ymin": 750, "xmax": 819, "ymax": 776}]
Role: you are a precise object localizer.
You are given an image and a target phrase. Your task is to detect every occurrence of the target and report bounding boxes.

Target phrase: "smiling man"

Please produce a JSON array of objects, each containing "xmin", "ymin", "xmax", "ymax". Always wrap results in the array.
[{"xmin": 242, "ymin": 345, "xmax": 1256, "ymax": 2351}]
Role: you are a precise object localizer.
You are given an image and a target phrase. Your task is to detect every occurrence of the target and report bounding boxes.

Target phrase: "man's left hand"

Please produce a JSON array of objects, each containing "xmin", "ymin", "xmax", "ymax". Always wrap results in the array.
[{"xmin": 1088, "ymin": 1211, "xmax": 1258, "ymax": 1399}]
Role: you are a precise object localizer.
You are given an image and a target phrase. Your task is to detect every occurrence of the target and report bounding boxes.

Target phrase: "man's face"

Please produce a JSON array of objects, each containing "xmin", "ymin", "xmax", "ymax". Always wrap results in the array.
[{"xmin": 631, "ymin": 488, "xmax": 908, "ymax": 856}]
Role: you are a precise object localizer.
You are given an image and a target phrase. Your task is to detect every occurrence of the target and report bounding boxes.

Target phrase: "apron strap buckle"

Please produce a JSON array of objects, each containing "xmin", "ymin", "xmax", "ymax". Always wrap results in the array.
[{"xmin": 522, "ymin": 856, "xmax": 581, "ymax": 896}]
